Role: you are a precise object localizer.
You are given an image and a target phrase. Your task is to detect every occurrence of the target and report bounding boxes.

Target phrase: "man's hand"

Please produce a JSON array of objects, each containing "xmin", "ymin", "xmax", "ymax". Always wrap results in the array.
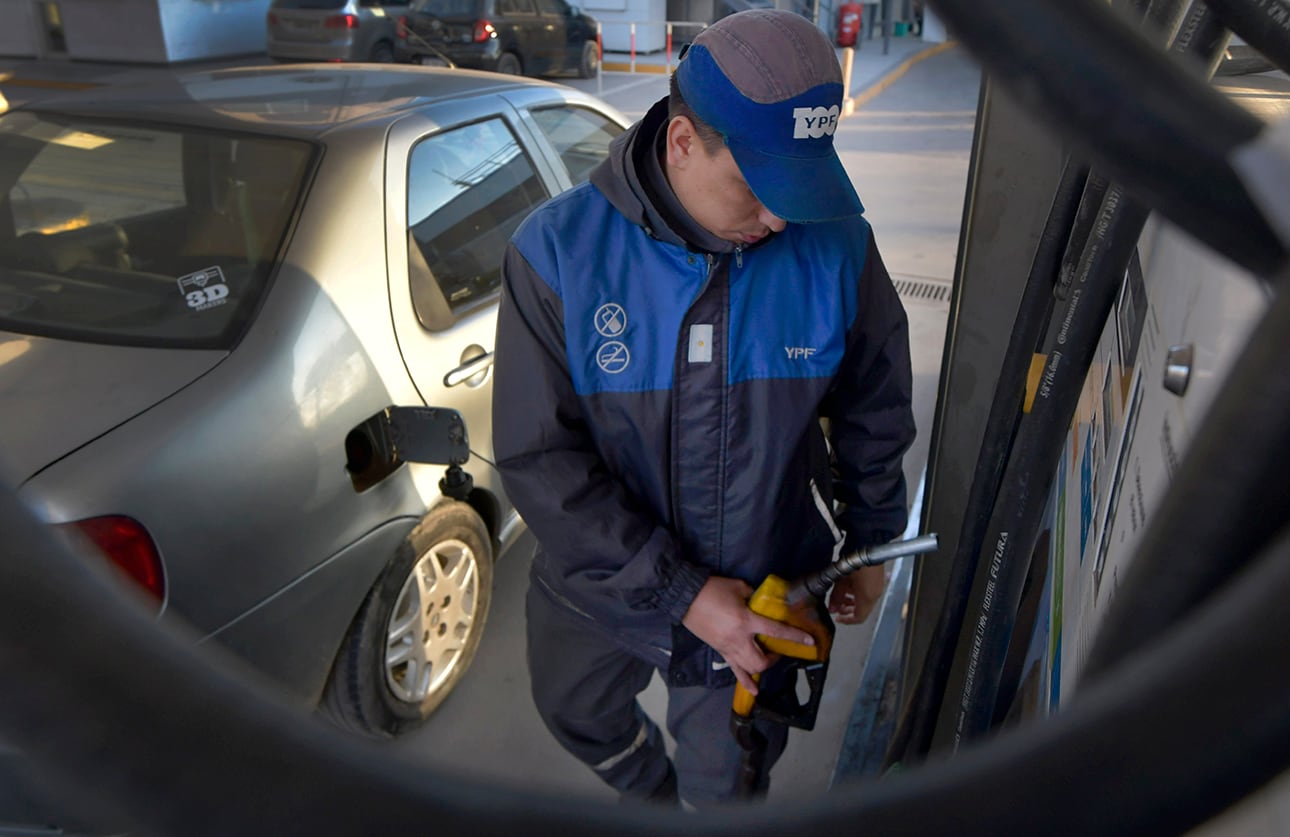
[
  {"xmin": 681, "ymin": 576, "xmax": 815, "ymax": 696},
  {"xmin": 828, "ymin": 563, "xmax": 886, "ymax": 625}
]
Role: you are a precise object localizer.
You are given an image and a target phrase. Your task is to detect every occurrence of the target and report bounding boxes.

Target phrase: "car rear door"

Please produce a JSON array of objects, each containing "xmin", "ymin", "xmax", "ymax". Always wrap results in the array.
[
  {"xmin": 384, "ymin": 94, "xmax": 565, "ymax": 468},
  {"xmin": 496, "ymin": 0, "xmax": 557, "ymax": 72},
  {"xmin": 405, "ymin": 0, "xmax": 477, "ymax": 50},
  {"xmin": 533, "ymin": 0, "xmax": 573, "ymax": 72}
]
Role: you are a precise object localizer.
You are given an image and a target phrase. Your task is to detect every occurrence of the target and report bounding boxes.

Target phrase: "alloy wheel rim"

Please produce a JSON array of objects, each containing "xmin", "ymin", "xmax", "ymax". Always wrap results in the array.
[{"xmin": 384, "ymin": 537, "xmax": 478, "ymax": 703}]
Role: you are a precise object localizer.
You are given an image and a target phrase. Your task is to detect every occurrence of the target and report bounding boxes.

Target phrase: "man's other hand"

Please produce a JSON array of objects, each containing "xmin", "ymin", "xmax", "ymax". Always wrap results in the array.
[
  {"xmin": 681, "ymin": 575, "xmax": 814, "ymax": 695},
  {"xmin": 828, "ymin": 563, "xmax": 886, "ymax": 625}
]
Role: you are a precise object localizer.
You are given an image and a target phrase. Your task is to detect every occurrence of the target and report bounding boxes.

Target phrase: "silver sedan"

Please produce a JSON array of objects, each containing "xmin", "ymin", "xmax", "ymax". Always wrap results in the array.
[{"xmin": 0, "ymin": 63, "xmax": 625, "ymax": 759}]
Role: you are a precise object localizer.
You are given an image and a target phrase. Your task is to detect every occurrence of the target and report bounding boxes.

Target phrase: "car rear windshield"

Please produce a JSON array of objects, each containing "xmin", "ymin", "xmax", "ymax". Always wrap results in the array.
[
  {"xmin": 410, "ymin": 0, "xmax": 479, "ymax": 15},
  {"xmin": 0, "ymin": 112, "xmax": 315, "ymax": 350},
  {"xmin": 272, "ymin": 0, "xmax": 347, "ymax": 9}
]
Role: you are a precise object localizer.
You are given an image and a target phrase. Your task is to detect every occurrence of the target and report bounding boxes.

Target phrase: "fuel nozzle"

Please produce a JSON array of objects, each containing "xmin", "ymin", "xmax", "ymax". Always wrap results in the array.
[{"xmin": 793, "ymin": 533, "xmax": 940, "ymax": 601}]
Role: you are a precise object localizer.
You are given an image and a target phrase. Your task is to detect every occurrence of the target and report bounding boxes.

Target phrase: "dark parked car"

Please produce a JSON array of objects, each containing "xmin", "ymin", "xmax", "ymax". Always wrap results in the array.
[
  {"xmin": 395, "ymin": 0, "xmax": 600, "ymax": 77},
  {"xmin": 267, "ymin": 0, "xmax": 408, "ymax": 63}
]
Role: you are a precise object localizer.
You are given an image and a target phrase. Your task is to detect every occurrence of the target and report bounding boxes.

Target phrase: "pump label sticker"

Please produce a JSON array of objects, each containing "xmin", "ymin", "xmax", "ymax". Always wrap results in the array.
[{"xmin": 178, "ymin": 266, "xmax": 230, "ymax": 312}]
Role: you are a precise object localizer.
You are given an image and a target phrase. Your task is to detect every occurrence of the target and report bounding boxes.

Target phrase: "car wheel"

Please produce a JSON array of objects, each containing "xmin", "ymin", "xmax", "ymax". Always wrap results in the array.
[
  {"xmin": 495, "ymin": 52, "xmax": 522, "ymax": 75},
  {"xmin": 576, "ymin": 40, "xmax": 599, "ymax": 78},
  {"xmin": 369, "ymin": 40, "xmax": 395, "ymax": 63},
  {"xmin": 321, "ymin": 501, "xmax": 494, "ymax": 737}
]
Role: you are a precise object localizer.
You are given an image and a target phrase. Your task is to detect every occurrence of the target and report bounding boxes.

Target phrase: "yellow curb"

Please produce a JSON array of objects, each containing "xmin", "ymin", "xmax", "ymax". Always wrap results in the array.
[
  {"xmin": 847, "ymin": 40, "xmax": 957, "ymax": 113},
  {"xmin": 600, "ymin": 61, "xmax": 671, "ymax": 75},
  {"xmin": 0, "ymin": 76, "xmax": 101, "ymax": 91}
]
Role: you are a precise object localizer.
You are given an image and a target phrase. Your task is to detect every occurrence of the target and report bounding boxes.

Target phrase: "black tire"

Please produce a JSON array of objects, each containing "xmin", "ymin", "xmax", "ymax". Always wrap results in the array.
[
  {"xmin": 576, "ymin": 40, "xmax": 598, "ymax": 79},
  {"xmin": 369, "ymin": 40, "xmax": 395, "ymax": 63},
  {"xmin": 322, "ymin": 502, "xmax": 493, "ymax": 738},
  {"xmin": 495, "ymin": 52, "xmax": 522, "ymax": 75}
]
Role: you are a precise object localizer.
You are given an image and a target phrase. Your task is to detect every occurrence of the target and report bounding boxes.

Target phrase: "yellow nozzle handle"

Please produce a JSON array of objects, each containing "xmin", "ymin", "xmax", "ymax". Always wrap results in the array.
[{"xmin": 731, "ymin": 574, "xmax": 834, "ymax": 717}]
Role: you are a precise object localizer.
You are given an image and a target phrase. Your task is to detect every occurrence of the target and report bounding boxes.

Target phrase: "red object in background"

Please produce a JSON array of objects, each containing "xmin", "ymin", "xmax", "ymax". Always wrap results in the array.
[
  {"xmin": 324, "ymin": 13, "xmax": 360, "ymax": 29},
  {"xmin": 837, "ymin": 3, "xmax": 863, "ymax": 47}
]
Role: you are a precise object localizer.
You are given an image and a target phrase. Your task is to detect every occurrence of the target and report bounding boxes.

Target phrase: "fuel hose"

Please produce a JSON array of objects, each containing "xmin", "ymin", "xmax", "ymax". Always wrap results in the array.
[
  {"xmin": 944, "ymin": 184, "xmax": 1151, "ymax": 747},
  {"xmin": 1205, "ymin": 0, "xmax": 1290, "ymax": 74},
  {"xmin": 883, "ymin": 156, "xmax": 1093, "ymax": 766}
]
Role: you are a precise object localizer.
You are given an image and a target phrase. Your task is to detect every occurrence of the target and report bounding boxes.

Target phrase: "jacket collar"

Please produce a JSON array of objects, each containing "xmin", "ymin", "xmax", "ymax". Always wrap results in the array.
[{"xmin": 590, "ymin": 96, "xmax": 736, "ymax": 256}]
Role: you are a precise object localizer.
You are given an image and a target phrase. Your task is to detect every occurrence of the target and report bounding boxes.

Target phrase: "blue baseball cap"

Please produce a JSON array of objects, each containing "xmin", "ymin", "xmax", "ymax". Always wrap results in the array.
[{"xmin": 675, "ymin": 9, "xmax": 864, "ymax": 224}]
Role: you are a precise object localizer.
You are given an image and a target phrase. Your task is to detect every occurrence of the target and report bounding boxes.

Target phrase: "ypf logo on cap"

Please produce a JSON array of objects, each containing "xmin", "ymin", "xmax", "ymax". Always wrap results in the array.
[{"xmin": 792, "ymin": 105, "xmax": 841, "ymax": 139}]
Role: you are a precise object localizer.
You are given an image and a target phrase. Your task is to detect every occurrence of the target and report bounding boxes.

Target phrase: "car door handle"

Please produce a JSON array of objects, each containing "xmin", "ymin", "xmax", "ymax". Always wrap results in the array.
[{"xmin": 443, "ymin": 352, "xmax": 494, "ymax": 387}]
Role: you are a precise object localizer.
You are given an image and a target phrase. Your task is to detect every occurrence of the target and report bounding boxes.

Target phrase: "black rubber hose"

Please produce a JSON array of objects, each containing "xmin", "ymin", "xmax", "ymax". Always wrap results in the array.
[
  {"xmin": 946, "ymin": 186, "xmax": 1152, "ymax": 747},
  {"xmin": 1205, "ymin": 0, "xmax": 1290, "ymax": 74},
  {"xmin": 883, "ymin": 157, "xmax": 1093, "ymax": 767},
  {"xmin": 1142, "ymin": 0, "xmax": 1190, "ymax": 40},
  {"xmin": 1178, "ymin": 3, "xmax": 1237, "ymax": 78},
  {"xmin": 4, "ymin": 465, "xmax": 1290, "ymax": 836},
  {"xmin": 1054, "ymin": 172, "xmax": 1113, "ymax": 300},
  {"xmin": 925, "ymin": 0, "xmax": 1286, "ymax": 277}
]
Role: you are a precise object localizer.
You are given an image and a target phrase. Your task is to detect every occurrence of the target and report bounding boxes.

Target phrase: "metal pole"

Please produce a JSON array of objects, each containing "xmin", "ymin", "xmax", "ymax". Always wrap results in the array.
[
  {"xmin": 882, "ymin": 0, "xmax": 890, "ymax": 53},
  {"xmin": 840, "ymin": 45, "xmax": 856, "ymax": 116}
]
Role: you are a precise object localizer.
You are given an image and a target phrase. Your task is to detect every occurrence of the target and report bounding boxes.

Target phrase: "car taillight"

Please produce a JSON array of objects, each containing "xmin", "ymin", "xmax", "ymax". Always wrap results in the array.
[
  {"xmin": 267, "ymin": 11, "xmax": 278, "ymax": 25},
  {"xmin": 396, "ymin": 14, "xmax": 407, "ymax": 39},
  {"xmin": 65, "ymin": 516, "xmax": 165, "ymax": 605},
  {"xmin": 473, "ymin": 19, "xmax": 496, "ymax": 41},
  {"xmin": 324, "ymin": 13, "xmax": 360, "ymax": 29}
]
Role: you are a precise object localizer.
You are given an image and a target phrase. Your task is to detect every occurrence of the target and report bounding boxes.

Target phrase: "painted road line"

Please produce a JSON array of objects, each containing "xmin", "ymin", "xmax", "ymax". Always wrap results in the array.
[
  {"xmin": 848, "ymin": 41, "xmax": 957, "ymax": 112},
  {"xmin": 0, "ymin": 74, "xmax": 101, "ymax": 91},
  {"xmin": 601, "ymin": 61, "xmax": 670, "ymax": 74}
]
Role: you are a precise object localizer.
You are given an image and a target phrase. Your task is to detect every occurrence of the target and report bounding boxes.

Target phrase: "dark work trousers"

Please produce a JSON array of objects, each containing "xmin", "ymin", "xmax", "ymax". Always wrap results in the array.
[{"xmin": 526, "ymin": 578, "xmax": 790, "ymax": 805}]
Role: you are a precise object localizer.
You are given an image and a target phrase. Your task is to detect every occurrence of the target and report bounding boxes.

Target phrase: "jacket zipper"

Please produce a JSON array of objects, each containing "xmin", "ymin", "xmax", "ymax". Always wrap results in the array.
[{"xmin": 670, "ymin": 254, "xmax": 720, "ymax": 530}]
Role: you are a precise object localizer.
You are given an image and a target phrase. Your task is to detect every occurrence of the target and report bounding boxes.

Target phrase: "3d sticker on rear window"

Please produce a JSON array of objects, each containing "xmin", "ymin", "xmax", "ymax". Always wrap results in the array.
[{"xmin": 178, "ymin": 266, "xmax": 231, "ymax": 312}]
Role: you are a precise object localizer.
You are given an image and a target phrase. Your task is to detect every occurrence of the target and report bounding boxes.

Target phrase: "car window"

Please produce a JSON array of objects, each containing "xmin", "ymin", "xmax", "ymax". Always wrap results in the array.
[
  {"xmin": 406, "ymin": 118, "xmax": 548, "ymax": 331},
  {"xmin": 0, "ymin": 112, "xmax": 314, "ymax": 349},
  {"xmin": 498, "ymin": 0, "xmax": 534, "ymax": 15},
  {"xmin": 410, "ymin": 0, "xmax": 477, "ymax": 13},
  {"xmin": 272, "ymin": 0, "xmax": 347, "ymax": 8},
  {"xmin": 534, "ymin": 0, "xmax": 565, "ymax": 13},
  {"xmin": 529, "ymin": 105, "xmax": 624, "ymax": 185}
]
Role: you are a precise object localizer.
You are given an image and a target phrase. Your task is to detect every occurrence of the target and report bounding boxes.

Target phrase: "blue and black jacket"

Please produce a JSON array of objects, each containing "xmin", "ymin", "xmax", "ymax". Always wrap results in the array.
[{"xmin": 493, "ymin": 98, "xmax": 915, "ymax": 689}]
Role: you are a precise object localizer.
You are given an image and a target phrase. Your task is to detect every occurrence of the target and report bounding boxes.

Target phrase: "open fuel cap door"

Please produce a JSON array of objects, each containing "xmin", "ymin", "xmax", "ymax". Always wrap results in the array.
[{"xmin": 383, "ymin": 406, "xmax": 470, "ymax": 466}]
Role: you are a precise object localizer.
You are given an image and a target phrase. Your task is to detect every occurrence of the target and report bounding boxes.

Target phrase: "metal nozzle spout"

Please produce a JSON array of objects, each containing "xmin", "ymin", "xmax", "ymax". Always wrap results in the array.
[{"xmin": 798, "ymin": 533, "xmax": 940, "ymax": 600}]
